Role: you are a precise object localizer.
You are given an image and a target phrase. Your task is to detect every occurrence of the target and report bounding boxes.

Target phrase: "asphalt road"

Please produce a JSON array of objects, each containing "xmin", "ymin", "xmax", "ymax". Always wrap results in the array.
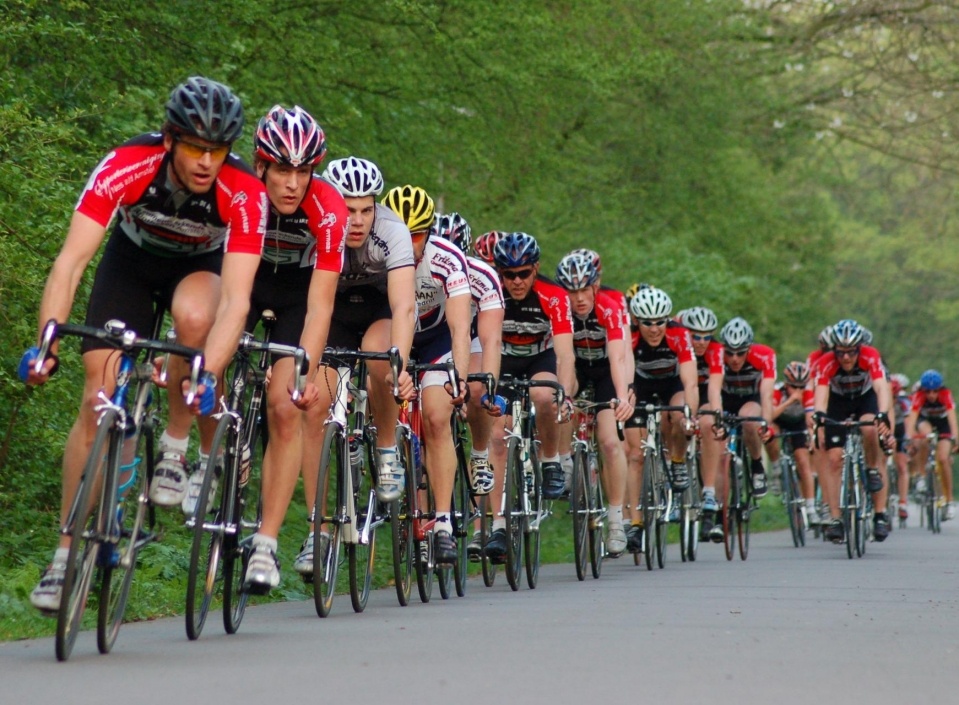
[{"xmin": 3, "ymin": 513, "xmax": 958, "ymax": 705}]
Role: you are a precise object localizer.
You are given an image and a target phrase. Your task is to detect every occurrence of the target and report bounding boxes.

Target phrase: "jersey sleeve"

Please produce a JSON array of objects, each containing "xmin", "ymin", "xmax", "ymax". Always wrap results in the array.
[
  {"xmin": 74, "ymin": 137, "xmax": 166, "ymax": 227},
  {"xmin": 309, "ymin": 179, "xmax": 348, "ymax": 273},
  {"xmin": 539, "ymin": 281, "xmax": 573, "ymax": 335},
  {"xmin": 596, "ymin": 291, "xmax": 625, "ymax": 341},
  {"xmin": 705, "ymin": 342, "xmax": 724, "ymax": 375},
  {"xmin": 666, "ymin": 325, "xmax": 694, "ymax": 363},
  {"xmin": 217, "ymin": 158, "xmax": 268, "ymax": 256}
]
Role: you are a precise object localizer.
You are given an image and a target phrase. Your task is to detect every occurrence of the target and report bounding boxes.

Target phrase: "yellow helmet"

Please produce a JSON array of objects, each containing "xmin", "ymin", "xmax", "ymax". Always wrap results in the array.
[
  {"xmin": 382, "ymin": 185, "xmax": 435, "ymax": 233},
  {"xmin": 625, "ymin": 282, "xmax": 650, "ymax": 302}
]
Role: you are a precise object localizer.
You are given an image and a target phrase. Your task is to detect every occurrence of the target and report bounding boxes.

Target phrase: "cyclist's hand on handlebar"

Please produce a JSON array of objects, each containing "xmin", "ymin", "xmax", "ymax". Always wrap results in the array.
[
  {"xmin": 613, "ymin": 397, "xmax": 633, "ymax": 423},
  {"xmin": 759, "ymin": 423, "xmax": 774, "ymax": 444},
  {"xmin": 182, "ymin": 370, "xmax": 218, "ymax": 416},
  {"xmin": 391, "ymin": 369, "xmax": 415, "ymax": 402},
  {"xmin": 712, "ymin": 423, "xmax": 728, "ymax": 441},
  {"xmin": 682, "ymin": 416, "xmax": 698, "ymax": 437},
  {"xmin": 555, "ymin": 397, "xmax": 574, "ymax": 423},
  {"xmin": 18, "ymin": 346, "xmax": 59, "ymax": 386},
  {"xmin": 874, "ymin": 411, "xmax": 891, "ymax": 434},
  {"xmin": 151, "ymin": 356, "xmax": 169, "ymax": 387},
  {"xmin": 291, "ymin": 379, "xmax": 320, "ymax": 410},
  {"xmin": 444, "ymin": 378, "xmax": 470, "ymax": 406},
  {"xmin": 481, "ymin": 393, "xmax": 508, "ymax": 417}
]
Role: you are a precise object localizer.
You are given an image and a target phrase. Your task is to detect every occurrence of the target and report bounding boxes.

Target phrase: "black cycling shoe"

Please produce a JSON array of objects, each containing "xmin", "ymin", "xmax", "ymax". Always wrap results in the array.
[
  {"xmin": 667, "ymin": 461, "xmax": 690, "ymax": 491},
  {"xmin": 866, "ymin": 468, "xmax": 883, "ymax": 493},
  {"xmin": 873, "ymin": 513, "xmax": 890, "ymax": 542},
  {"xmin": 751, "ymin": 471, "xmax": 768, "ymax": 499},
  {"xmin": 626, "ymin": 525, "xmax": 643, "ymax": 553},
  {"xmin": 824, "ymin": 519, "xmax": 844, "ymax": 543},
  {"xmin": 699, "ymin": 513, "xmax": 714, "ymax": 542},
  {"xmin": 542, "ymin": 462, "xmax": 565, "ymax": 499},
  {"xmin": 485, "ymin": 528, "xmax": 507, "ymax": 565},
  {"xmin": 433, "ymin": 530, "xmax": 457, "ymax": 567}
]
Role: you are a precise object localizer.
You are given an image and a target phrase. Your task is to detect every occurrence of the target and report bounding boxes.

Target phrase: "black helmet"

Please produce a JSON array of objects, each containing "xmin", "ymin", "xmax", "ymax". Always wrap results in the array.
[{"xmin": 166, "ymin": 77, "xmax": 244, "ymax": 143}]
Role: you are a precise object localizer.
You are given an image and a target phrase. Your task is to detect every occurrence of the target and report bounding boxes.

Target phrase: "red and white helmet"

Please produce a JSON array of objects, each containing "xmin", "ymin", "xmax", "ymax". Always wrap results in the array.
[
  {"xmin": 473, "ymin": 230, "xmax": 507, "ymax": 263},
  {"xmin": 254, "ymin": 105, "xmax": 326, "ymax": 167}
]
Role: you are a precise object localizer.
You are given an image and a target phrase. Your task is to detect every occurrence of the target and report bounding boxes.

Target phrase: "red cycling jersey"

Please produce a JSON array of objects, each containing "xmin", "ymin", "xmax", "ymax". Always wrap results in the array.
[
  {"xmin": 814, "ymin": 345, "xmax": 885, "ymax": 397},
  {"xmin": 572, "ymin": 288, "xmax": 625, "ymax": 363},
  {"xmin": 262, "ymin": 176, "xmax": 347, "ymax": 271},
  {"xmin": 501, "ymin": 276, "xmax": 573, "ymax": 357},
  {"xmin": 633, "ymin": 321, "xmax": 694, "ymax": 380},
  {"xmin": 910, "ymin": 388, "xmax": 955, "ymax": 419},
  {"xmin": 694, "ymin": 340, "xmax": 724, "ymax": 387},
  {"xmin": 76, "ymin": 133, "xmax": 267, "ymax": 257},
  {"xmin": 722, "ymin": 343, "xmax": 776, "ymax": 396}
]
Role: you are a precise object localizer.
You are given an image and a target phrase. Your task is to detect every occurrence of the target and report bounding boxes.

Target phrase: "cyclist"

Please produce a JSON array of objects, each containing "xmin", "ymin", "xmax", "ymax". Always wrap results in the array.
[
  {"xmin": 905, "ymin": 369, "xmax": 958, "ymax": 521},
  {"xmin": 484, "ymin": 233, "xmax": 575, "ymax": 561},
  {"xmin": 812, "ymin": 319, "xmax": 892, "ymax": 542},
  {"xmin": 770, "ymin": 362, "xmax": 820, "ymax": 525},
  {"xmin": 434, "ymin": 213, "xmax": 504, "ymax": 498},
  {"xmin": 679, "ymin": 306, "xmax": 725, "ymax": 541},
  {"xmin": 384, "ymin": 191, "xmax": 473, "ymax": 564},
  {"xmin": 806, "ymin": 325, "xmax": 836, "ymax": 520},
  {"xmin": 889, "ymin": 372, "xmax": 912, "ymax": 521},
  {"xmin": 21, "ymin": 77, "xmax": 267, "ymax": 612},
  {"xmin": 555, "ymin": 251, "xmax": 633, "ymax": 555},
  {"xmin": 229, "ymin": 106, "xmax": 349, "ymax": 592},
  {"xmin": 624, "ymin": 287, "xmax": 699, "ymax": 550},
  {"xmin": 293, "ymin": 156, "xmax": 417, "ymax": 580},
  {"xmin": 719, "ymin": 317, "xmax": 775, "ymax": 498}
]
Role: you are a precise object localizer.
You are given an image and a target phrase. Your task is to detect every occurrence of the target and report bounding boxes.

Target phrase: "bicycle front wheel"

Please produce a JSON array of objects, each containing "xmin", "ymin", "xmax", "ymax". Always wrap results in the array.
[
  {"xmin": 842, "ymin": 460, "xmax": 857, "ymax": 559},
  {"xmin": 524, "ymin": 444, "xmax": 543, "ymax": 589},
  {"xmin": 642, "ymin": 450, "xmax": 657, "ymax": 571},
  {"xmin": 391, "ymin": 426, "xmax": 414, "ymax": 606},
  {"xmin": 504, "ymin": 436, "xmax": 524, "ymax": 591},
  {"xmin": 479, "ymin": 495, "xmax": 498, "ymax": 587},
  {"xmin": 186, "ymin": 414, "xmax": 232, "ymax": 640},
  {"xmin": 98, "ymin": 420, "xmax": 151, "ymax": 654},
  {"xmin": 452, "ymin": 436, "xmax": 471, "ymax": 597},
  {"xmin": 57, "ymin": 408, "xmax": 117, "ymax": 661},
  {"xmin": 571, "ymin": 447, "xmax": 589, "ymax": 581},
  {"xmin": 314, "ymin": 422, "xmax": 345, "ymax": 617},
  {"xmin": 588, "ymin": 453, "xmax": 605, "ymax": 579},
  {"xmin": 348, "ymin": 460, "xmax": 377, "ymax": 613}
]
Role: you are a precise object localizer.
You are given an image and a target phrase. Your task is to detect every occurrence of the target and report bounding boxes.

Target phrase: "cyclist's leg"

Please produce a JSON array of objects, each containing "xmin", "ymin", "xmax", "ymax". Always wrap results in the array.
[
  {"xmin": 364, "ymin": 318, "xmax": 404, "ymax": 499},
  {"xmin": 596, "ymin": 408, "xmax": 627, "ymax": 553},
  {"xmin": 936, "ymin": 437, "xmax": 954, "ymax": 515},
  {"xmin": 663, "ymin": 389, "xmax": 690, "ymax": 490},
  {"xmin": 466, "ymin": 349, "xmax": 495, "ymax": 495},
  {"xmin": 421, "ymin": 378, "xmax": 457, "ymax": 563}
]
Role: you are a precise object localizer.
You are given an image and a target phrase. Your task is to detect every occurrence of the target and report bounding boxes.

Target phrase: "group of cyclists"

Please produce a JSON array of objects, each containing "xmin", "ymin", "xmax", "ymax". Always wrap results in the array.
[{"xmin": 18, "ymin": 76, "xmax": 956, "ymax": 620}]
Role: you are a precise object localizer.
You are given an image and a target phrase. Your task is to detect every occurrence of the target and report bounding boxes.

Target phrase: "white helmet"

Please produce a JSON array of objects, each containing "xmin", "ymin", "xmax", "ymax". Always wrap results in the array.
[
  {"xmin": 321, "ymin": 156, "xmax": 384, "ymax": 197},
  {"xmin": 629, "ymin": 287, "xmax": 672, "ymax": 319},
  {"xmin": 682, "ymin": 306, "xmax": 718, "ymax": 333},
  {"xmin": 721, "ymin": 317, "xmax": 754, "ymax": 350}
]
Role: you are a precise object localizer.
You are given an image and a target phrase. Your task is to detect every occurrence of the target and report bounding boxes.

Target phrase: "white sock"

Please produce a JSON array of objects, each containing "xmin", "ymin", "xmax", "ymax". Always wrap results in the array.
[
  {"xmin": 470, "ymin": 448, "xmax": 488, "ymax": 461},
  {"xmin": 435, "ymin": 513, "xmax": 452, "ymax": 533},
  {"xmin": 608, "ymin": 505, "xmax": 623, "ymax": 526},
  {"xmin": 54, "ymin": 547, "xmax": 70, "ymax": 564},
  {"xmin": 159, "ymin": 431, "xmax": 188, "ymax": 454},
  {"xmin": 493, "ymin": 518, "xmax": 506, "ymax": 531},
  {"xmin": 806, "ymin": 499, "xmax": 816, "ymax": 511},
  {"xmin": 541, "ymin": 455, "xmax": 560, "ymax": 464},
  {"xmin": 703, "ymin": 487, "xmax": 716, "ymax": 498}
]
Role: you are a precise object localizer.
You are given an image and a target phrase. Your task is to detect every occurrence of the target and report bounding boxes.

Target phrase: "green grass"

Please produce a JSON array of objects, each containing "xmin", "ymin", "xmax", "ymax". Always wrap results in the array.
[{"xmin": 0, "ymin": 491, "xmax": 792, "ymax": 642}]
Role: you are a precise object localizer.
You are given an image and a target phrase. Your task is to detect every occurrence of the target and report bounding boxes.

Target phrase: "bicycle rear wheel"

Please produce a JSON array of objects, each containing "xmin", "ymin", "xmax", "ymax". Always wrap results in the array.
[
  {"xmin": 223, "ymin": 425, "xmax": 262, "ymax": 634},
  {"xmin": 415, "ymin": 468, "xmax": 436, "ymax": 604},
  {"xmin": 57, "ymin": 409, "xmax": 117, "ymax": 661},
  {"xmin": 186, "ymin": 414, "xmax": 232, "ymax": 640},
  {"xmin": 314, "ymin": 422, "xmax": 345, "ymax": 617},
  {"xmin": 98, "ymin": 422, "xmax": 151, "ymax": 654},
  {"xmin": 392, "ymin": 426, "xmax": 414, "ymax": 606},
  {"xmin": 452, "ymin": 436, "xmax": 471, "ymax": 597},
  {"xmin": 571, "ymin": 447, "xmax": 589, "ymax": 581},
  {"xmin": 781, "ymin": 458, "xmax": 801, "ymax": 548},
  {"xmin": 504, "ymin": 436, "xmax": 524, "ymax": 591}
]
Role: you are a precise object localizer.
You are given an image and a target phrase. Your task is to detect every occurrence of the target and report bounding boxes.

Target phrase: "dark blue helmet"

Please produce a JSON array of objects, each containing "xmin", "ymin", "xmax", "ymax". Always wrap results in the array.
[
  {"xmin": 920, "ymin": 369, "xmax": 943, "ymax": 391},
  {"xmin": 493, "ymin": 232, "xmax": 540, "ymax": 268}
]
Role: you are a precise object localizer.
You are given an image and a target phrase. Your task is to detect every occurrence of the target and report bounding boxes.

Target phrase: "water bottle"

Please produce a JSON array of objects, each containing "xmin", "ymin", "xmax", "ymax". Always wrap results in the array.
[
  {"xmin": 522, "ymin": 446, "xmax": 534, "ymax": 493},
  {"xmin": 238, "ymin": 440, "xmax": 252, "ymax": 487},
  {"xmin": 118, "ymin": 423, "xmax": 141, "ymax": 500},
  {"xmin": 411, "ymin": 433, "xmax": 424, "ymax": 488},
  {"xmin": 588, "ymin": 452, "xmax": 599, "ymax": 485}
]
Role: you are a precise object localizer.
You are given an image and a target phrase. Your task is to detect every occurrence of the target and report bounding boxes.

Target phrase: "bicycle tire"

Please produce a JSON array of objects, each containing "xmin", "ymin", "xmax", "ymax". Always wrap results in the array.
[
  {"xmin": 97, "ymin": 422, "xmax": 152, "ymax": 654},
  {"xmin": 452, "ymin": 432, "xmax": 471, "ymax": 597},
  {"xmin": 843, "ymin": 458, "xmax": 856, "ymax": 559},
  {"xmin": 723, "ymin": 457, "xmax": 740, "ymax": 562},
  {"xmin": 415, "ymin": 463, "xmax": 436, "ymax": 604},
  {"xmin": 185, "ymin": 414, "xmax": 232, "ymax": 640},
  {"xmin": 392, "ymin": 426, "xmax": 414, "ymax": 605},
  {"xmin": 223, "ymin": 416, "xmax": 262, "ymax": 634},
  {"xmin": 57, "ymin": 408, "xmax": 117, "ymax": 661},
  {"xmin": 314, "ymin": 422, "xmax": 345, "ymax": 617},
  {"xmin": 781, "ymin": 458, "xmax": 800, "ymax": 547},
  {"xmin": 348, "ymin": 463, "xmax": 376, "ymax": 612},
  {"xmin": 525, "ymin": 442, "xmax": 543, "ymax": 589},
  {"xmin": 571, "ymin": 447, "xmax": 589, "ymax": 581},
  {"xmin": 738, "ymin": 455, "xmax": 751, "ymax": 561},
  {"xmin": 931, "ymin": 464, "xmax": 943, "ymax": 534},
  {"xmin": 588, "ymin": 452, "xmax": 605, "ymax": 579},
  {"xmin": 479, "ymin": 495, "xmax": 497, "ymax": 587},
  {"xmin": 503, "ymin": 436, "xmax": 524, "ymax": 591},
  {"xmin": 642, "ymin": 449, "xmax": 657, "ymax": 571},
  {"xmin": 655, "ymin": 489, "xmax": 667, "ymax": 569}
]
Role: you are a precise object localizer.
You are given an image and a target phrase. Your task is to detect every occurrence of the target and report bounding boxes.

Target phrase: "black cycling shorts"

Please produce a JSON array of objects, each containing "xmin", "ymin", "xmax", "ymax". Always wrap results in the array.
[
  {"xmin": 499, "ymin": 348, "xmax": 557, "ymax": 406},
  {"xmin": 246, "ymin": 263, "xmax": 313, "ymax": 349},
  {"xmin": 327, "ymin": 285, "xmax": 392, "ymax": 349},
  {"xmin": 82, "ymin": 231, "xmax": 222, "ymax": 353},
  {"xmin": 722, "ymin": 392, "xmax": 761, "ymax": 417},
  {"xmin": 918, "ymin": 414, "xmax": 952, "ymax": 439},
  {"xmin": 626, "ymin": 375, "xmax": 684, "ymax": 428},
  {"xmin": 575, "ymin": 361, "xmax": 617, "ymax": 407},
  {"xmin": 823, "ymin": 389, "xmax": 879, "ymax": 450}
]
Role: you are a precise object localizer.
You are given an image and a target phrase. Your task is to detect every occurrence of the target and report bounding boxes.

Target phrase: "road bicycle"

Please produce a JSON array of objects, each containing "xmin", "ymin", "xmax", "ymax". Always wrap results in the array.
[
  {"xmin": 635, "ymin": 400, "xmax": 690, "ymax": 570},
  {"xmin": 720, "ymin": 414, "xmax": 767, "ymax": 561},
  {"xmin": 312, "ymin": 347, "xmax": 402, "ymax": 615},
  {"xmin": 816, "ymin": 417, "xmax": 877, "ymax": 558},
  {"xmin": 680, "ymin": 423, "xmax": 703, "ymax": 562},
  {"xmin": 916, "ymin": 431, "xmax": 944, "ymax": 534},
  {"xmin": 495, "ymin": 375, "xmax": 565, "ymax": 590},
  {"xmin": 185, "ymin": 311, "xmax": 307, "ymax": 638},
  {"xmin": 569, "ymin": 388, "xmax": 615, "ymax": 581},
  {"xmin": 34, "ymin": 316, "xmax": 203, "ymax": 661},
  {"xmin": 778, "ymin": 429, "xmax": 809, "ymax": 548}
]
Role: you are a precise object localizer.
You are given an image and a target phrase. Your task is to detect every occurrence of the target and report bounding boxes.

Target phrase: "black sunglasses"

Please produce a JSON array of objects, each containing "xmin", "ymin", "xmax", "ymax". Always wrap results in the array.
[
  {"xmin": 639, "ymin": 318, "xmax": 668, "ymax": 327},
  {"xmin": 501, "ymin": 268, "xmax": 535, "ymax": 281}
]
